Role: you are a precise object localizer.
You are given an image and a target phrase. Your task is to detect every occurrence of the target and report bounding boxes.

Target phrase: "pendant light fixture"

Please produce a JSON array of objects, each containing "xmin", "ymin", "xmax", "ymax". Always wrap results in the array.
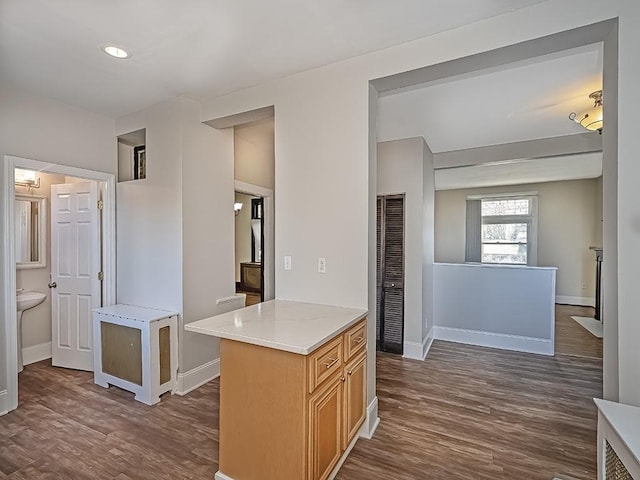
[{"xmin": 569, "ymin": 90, "xmax": 603, "ymax": 133}]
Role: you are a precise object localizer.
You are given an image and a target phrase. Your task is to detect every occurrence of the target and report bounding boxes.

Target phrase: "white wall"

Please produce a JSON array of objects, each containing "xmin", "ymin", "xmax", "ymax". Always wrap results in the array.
[
  {"xmin": 434, "ymin": 179, "xmax": 602, "ymax": 304},
  {"xmin": 377, "ymin": 138, "xmax": 434, "ymax": 359},
  {"xmin": 116, "ymin": 96, "xmax": 236, "ymax": 374},
  {"xmin": 116, "ymin": 97, "xmax": 184, "ymax": 315},
  {"xmin": 200, "ymin": 0, "xmax": 637, "ymax": 408},
  {"xmin": 117, "ymin": 142, "xmax": 133, "ymax": 182},
  {"xmin": 15, "ymin": 172, "xmax": 65, "ymax": 350},
  {"xmin": 234, "ymin": 192, "xmax": 254, "ymax": 282},
  {"xmin": 602, "ymin": 21, "xmax": 619, "ymax": 401},
  {"xmin": 181, "ymin": 97, "xmax": 235, "ymax": 373},
  {"xmin": 433, "ymin": 263, "xmax": 557, "ymax": 355},
  {"xmin": 0, "ymin": 84, "xmax": 115, "ymax": 409},
  {"xmin": 616, "ymin": 0, "xmax": 640, "ymax": 405},
  {"xmin": 234, "ymin": 118, "xmax": 275, "ymax": 190},
  {"xmin": 422, "ymin": 140, "xmax": 435, "ymax": 340}
]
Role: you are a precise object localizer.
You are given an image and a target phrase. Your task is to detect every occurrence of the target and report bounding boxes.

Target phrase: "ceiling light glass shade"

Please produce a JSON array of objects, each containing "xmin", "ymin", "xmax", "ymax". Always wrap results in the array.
[
  {"xmin": 15, "ymin": 168, "xmax": 37, "ymax": 185},
  {"xmin": 102, "ymin": 45, "xmax": 130, "ymax": 59},
  {"xmin": 569, "ymin": 90, "xmax": 603, "ymax": 132}
]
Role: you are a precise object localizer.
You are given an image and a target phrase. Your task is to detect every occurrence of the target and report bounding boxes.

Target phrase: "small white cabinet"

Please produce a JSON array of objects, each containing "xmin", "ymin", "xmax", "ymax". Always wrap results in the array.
[{"xmin": 93, "ymin": 304, "xmax": 178, "ymax": 405}]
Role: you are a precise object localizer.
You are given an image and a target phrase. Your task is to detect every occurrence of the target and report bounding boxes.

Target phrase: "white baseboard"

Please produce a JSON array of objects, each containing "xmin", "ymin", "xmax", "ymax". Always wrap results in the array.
[
  {"xmin": 433, "ymin": 326, "xmax": 554, "ymax": 356},
  {"xmin": 556, "ymin": 295, "xmax": 595, "ymax": 307},
  {"xmin": 215, "ymin": 472, "xmax": 233, "ymax": 480},
  {"xmin": 175, "ymin": 358, "xmax": 220, "ymax": 396},
  {"xmin": 22, "ymin": 341, "xmax": 52, "ymax": 366},
  {"xmin": 0, "ymin": 389, "xmax": 7, "ymax": 416},
  {"xmin": 359, "ymin": 396, "xmax": 380, "ymax": 440},
  {"xmin": 403, "ymin": 328, "xmax": 434, "ymax": 361}
]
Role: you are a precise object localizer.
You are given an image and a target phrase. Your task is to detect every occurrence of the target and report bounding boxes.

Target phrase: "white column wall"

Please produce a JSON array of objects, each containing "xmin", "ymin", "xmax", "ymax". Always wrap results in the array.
[{"xmin": 377, "ymin": 138, "xmax": 425, "ymax": 357}]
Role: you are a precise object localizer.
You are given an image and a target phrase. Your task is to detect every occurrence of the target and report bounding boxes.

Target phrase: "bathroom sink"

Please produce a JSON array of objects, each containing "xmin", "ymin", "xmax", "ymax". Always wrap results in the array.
[{"xmin": 17, "ymin": 291, "xmax": 46, "ymax": 312}]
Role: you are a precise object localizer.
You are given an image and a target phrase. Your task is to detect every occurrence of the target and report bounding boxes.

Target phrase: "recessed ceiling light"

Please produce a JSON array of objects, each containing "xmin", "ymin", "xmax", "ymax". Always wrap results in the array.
[{"xmin": 101, "ymin": 44, "xmax": 130, "ymax": 59}]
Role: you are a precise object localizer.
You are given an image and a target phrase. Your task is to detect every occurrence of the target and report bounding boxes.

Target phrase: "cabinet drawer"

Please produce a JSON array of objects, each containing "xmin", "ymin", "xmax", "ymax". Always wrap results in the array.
[
  {"xmin": 344, "ymin": 320, "xmax": 366, "ymax": 361},
  {"xmin": 308, "ymin": 336, "xmax": 343, "ymax": 394}
]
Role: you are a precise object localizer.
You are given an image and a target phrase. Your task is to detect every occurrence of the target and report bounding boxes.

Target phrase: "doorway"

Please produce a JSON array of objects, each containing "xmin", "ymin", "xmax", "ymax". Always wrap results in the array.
[
  {"xmin": 235, "ymin": 191, "xmax": 264, "ymax": 306},
  {"xmin": 2, "ymin": 155, "xmax": 116, "ymax": 414},
  {"xmin": 376, "ymin": 194, "xmax": 405, "ymax": 354}
]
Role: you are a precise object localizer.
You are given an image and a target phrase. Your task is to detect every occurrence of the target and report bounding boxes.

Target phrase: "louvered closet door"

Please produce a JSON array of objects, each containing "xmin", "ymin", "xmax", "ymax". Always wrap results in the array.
[{"xmin": 376, "ymin": 195, "xmax": 405, "ymax": 354}]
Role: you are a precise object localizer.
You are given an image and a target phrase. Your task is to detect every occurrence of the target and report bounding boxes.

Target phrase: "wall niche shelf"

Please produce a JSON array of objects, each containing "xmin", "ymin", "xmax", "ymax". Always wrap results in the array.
[{"xmin": 117, "ymin": 128, "xmax": 146, "ymax": 182}]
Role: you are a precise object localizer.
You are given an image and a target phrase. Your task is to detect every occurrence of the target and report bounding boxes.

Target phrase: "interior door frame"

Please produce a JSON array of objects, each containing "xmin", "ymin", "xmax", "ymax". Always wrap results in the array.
[
  {"xmin": 235, "ymin": 180, "xmax": 274, "ymax": 301},
  {"xmin": 1, "ymin": 155, "xmax": 116, "ymax": 415}
]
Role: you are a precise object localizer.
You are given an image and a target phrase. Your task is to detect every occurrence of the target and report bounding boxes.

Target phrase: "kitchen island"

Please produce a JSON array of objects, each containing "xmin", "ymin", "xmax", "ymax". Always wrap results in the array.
[{"xmin": 186, "ymin": 300, "xmax": 368, "ymax": 480}]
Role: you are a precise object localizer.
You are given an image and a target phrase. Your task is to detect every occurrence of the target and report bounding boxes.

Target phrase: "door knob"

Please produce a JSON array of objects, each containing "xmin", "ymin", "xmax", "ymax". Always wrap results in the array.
[{"xmin": 48, "ymin": 282, "xmax": 57, "ymax": 288}]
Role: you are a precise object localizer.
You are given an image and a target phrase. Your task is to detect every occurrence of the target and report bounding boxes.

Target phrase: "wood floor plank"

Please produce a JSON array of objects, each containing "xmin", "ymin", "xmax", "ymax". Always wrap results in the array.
[{"xmin": 1, "ymin": 317, "xmax": 601, "ymax": 479}]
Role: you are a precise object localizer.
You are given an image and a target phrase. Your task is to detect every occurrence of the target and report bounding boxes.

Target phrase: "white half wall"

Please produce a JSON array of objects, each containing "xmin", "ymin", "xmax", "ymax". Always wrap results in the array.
[
  {"xmin": 435, "ymin": 178, "xmax": 602, "ymax": 301},
  {"xmin": 433, "ymin": 263, "xmax": 557, "ymax": 355}
]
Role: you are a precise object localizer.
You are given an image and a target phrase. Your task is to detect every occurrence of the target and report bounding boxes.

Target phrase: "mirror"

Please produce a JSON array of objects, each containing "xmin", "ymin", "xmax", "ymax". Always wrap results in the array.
[{"xmin": 15, "ymin": 194, "xmax": 47, "ymax": 269}]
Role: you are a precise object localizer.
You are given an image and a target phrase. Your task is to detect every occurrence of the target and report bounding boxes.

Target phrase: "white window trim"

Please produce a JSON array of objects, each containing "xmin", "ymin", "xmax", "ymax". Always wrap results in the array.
[{"xmin": 472, "ymin": 194, "xmax": 538, "ymax": 266}]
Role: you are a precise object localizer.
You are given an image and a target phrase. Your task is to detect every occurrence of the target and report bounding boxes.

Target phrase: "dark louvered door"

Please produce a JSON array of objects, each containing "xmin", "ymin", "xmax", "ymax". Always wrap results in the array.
[{"xmin": 376, "ymin": 195, "xmax": 405, "ymax": 354}]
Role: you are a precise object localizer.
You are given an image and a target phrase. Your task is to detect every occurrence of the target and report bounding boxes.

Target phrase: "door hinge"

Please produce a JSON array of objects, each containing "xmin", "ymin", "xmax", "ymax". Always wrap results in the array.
[
  {"xmin": 97, "ymin": 200, "xmax": 104, "ymax": 210},
  {"xmin": 98, "ymin": 271, "xmax": 104, "ymax": 281}
]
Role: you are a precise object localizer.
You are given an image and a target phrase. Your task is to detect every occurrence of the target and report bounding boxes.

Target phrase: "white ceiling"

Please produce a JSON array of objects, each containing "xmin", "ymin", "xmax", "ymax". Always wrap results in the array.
[
  {"xmin": 377, "ymin": 43, "xmax": 604, "ymax": 153},
  {"xmin": 0, "ymin": 0, "xmax": 547, "ymax": 118}
]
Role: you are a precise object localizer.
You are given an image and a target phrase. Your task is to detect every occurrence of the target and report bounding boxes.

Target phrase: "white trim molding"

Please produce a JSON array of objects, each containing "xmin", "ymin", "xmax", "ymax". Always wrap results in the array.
[
  {"xmin": 403, "ymin": 328, "xmax": 434, "ymax": 361},
  {"xmin": 359, "ymin": 396, "xmax": 380, "ymax": 440},
  {"xmin": 175, "ymin": 358, "xmax": 220, "ymax": 396},
  {"xmin": 556, "ymin": 295, "xmax": 595, "ymax": 307},
  {"xmin": 433, "ymin": 326, "xmax": 554, "ymax": 356},
  {"xmin": 0, "ymin": 390, "xmax": 7, "ymax": 416},
  {"xmin": 22, "ymin": 342, "xmax": 52, "ymax": 366}
]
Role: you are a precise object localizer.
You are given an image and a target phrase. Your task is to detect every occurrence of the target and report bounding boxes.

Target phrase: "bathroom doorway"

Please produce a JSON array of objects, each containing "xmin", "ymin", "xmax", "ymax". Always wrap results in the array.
[{"xmin": 2, "ymin": 155, "xmax": 116, "ymax": 414}]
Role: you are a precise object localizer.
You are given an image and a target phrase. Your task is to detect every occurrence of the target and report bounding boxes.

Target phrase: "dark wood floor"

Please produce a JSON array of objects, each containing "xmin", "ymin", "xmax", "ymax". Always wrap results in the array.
[
  {"xmin": 339, "ymin": 343, "xmax": 602, "ymax": 480},
  {"xmin": 555, "ymin": 304, "xmax": 602, "ymax": 359},
  {"xmin": 1, "ymin": 334, "xmax": 602, "ymax": 479}
]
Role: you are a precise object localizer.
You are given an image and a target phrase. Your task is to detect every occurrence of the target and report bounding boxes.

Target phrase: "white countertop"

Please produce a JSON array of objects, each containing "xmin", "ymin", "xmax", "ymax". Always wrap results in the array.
[
  {"xmin": 595, "ymin": 398, "xmax": 640, "ymax": 466},
  {"xmin": 185, "ymin": 300, "xmax": 367, "ymax": 355}
]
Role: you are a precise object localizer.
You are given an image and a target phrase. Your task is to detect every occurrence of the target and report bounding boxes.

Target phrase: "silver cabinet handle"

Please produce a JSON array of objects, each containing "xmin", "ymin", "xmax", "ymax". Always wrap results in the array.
[{"xmin": 48, "ymin": 282, "xmax": 57, "ymax": 288}]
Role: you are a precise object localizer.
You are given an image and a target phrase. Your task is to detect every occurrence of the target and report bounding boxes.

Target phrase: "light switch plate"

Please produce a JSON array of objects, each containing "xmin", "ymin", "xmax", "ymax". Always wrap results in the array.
[
  {"xmin": 318, "ymin": 257, "xmax": 326, "ymax": 274},
  {"xmin": 284, "ymin": 255, "xmax": 292, "ymax": 271}
]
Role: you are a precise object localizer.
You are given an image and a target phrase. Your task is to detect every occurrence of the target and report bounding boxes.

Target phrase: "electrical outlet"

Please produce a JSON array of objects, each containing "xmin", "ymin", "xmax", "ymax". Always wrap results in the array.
[
  {"xmin": 581, "ymin": 282, "xmax": 587, "ymax": 289},
  {"xmin": 284, "ymin": 255, "xmax": 292, "ymax": 271},
  {"xmin": 318, "ymin": 257, "xmax": 326, "ymax": 274}
]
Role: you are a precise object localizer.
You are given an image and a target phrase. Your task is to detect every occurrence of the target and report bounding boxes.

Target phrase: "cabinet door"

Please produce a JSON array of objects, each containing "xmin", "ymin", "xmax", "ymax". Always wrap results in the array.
[
  {"xmin": 309, "ymin": 375, "xmax": 343, "ymax": 480},
  {"xmin": 343, "ymin": 352, "xmax": 367, "ymax": 449}
]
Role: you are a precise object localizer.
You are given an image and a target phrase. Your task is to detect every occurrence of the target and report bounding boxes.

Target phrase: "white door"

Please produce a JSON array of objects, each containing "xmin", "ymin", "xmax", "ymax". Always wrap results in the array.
[{"xmin": 51, "ymin": 182, "xmax": 100, "ymax": 371}]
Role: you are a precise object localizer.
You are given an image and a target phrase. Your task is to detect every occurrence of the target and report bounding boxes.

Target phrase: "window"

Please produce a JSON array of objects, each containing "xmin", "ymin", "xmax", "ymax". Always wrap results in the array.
[{"xmin": 465, "ymin": 194, "xmax": 537, "ymax": 265}]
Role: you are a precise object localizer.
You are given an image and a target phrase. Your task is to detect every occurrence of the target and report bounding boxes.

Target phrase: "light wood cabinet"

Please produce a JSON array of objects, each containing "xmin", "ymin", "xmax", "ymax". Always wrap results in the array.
[
  {"xmin": 343, "ymin": 351, "xmax": 367, "ymax": 449},
  {"xmin": 309, "ymin": 374, "xmax": 343, "ymax": 480},
  {"xmin": 218, "ymin": 318, "xmax": 367, "ymax": 480}
]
